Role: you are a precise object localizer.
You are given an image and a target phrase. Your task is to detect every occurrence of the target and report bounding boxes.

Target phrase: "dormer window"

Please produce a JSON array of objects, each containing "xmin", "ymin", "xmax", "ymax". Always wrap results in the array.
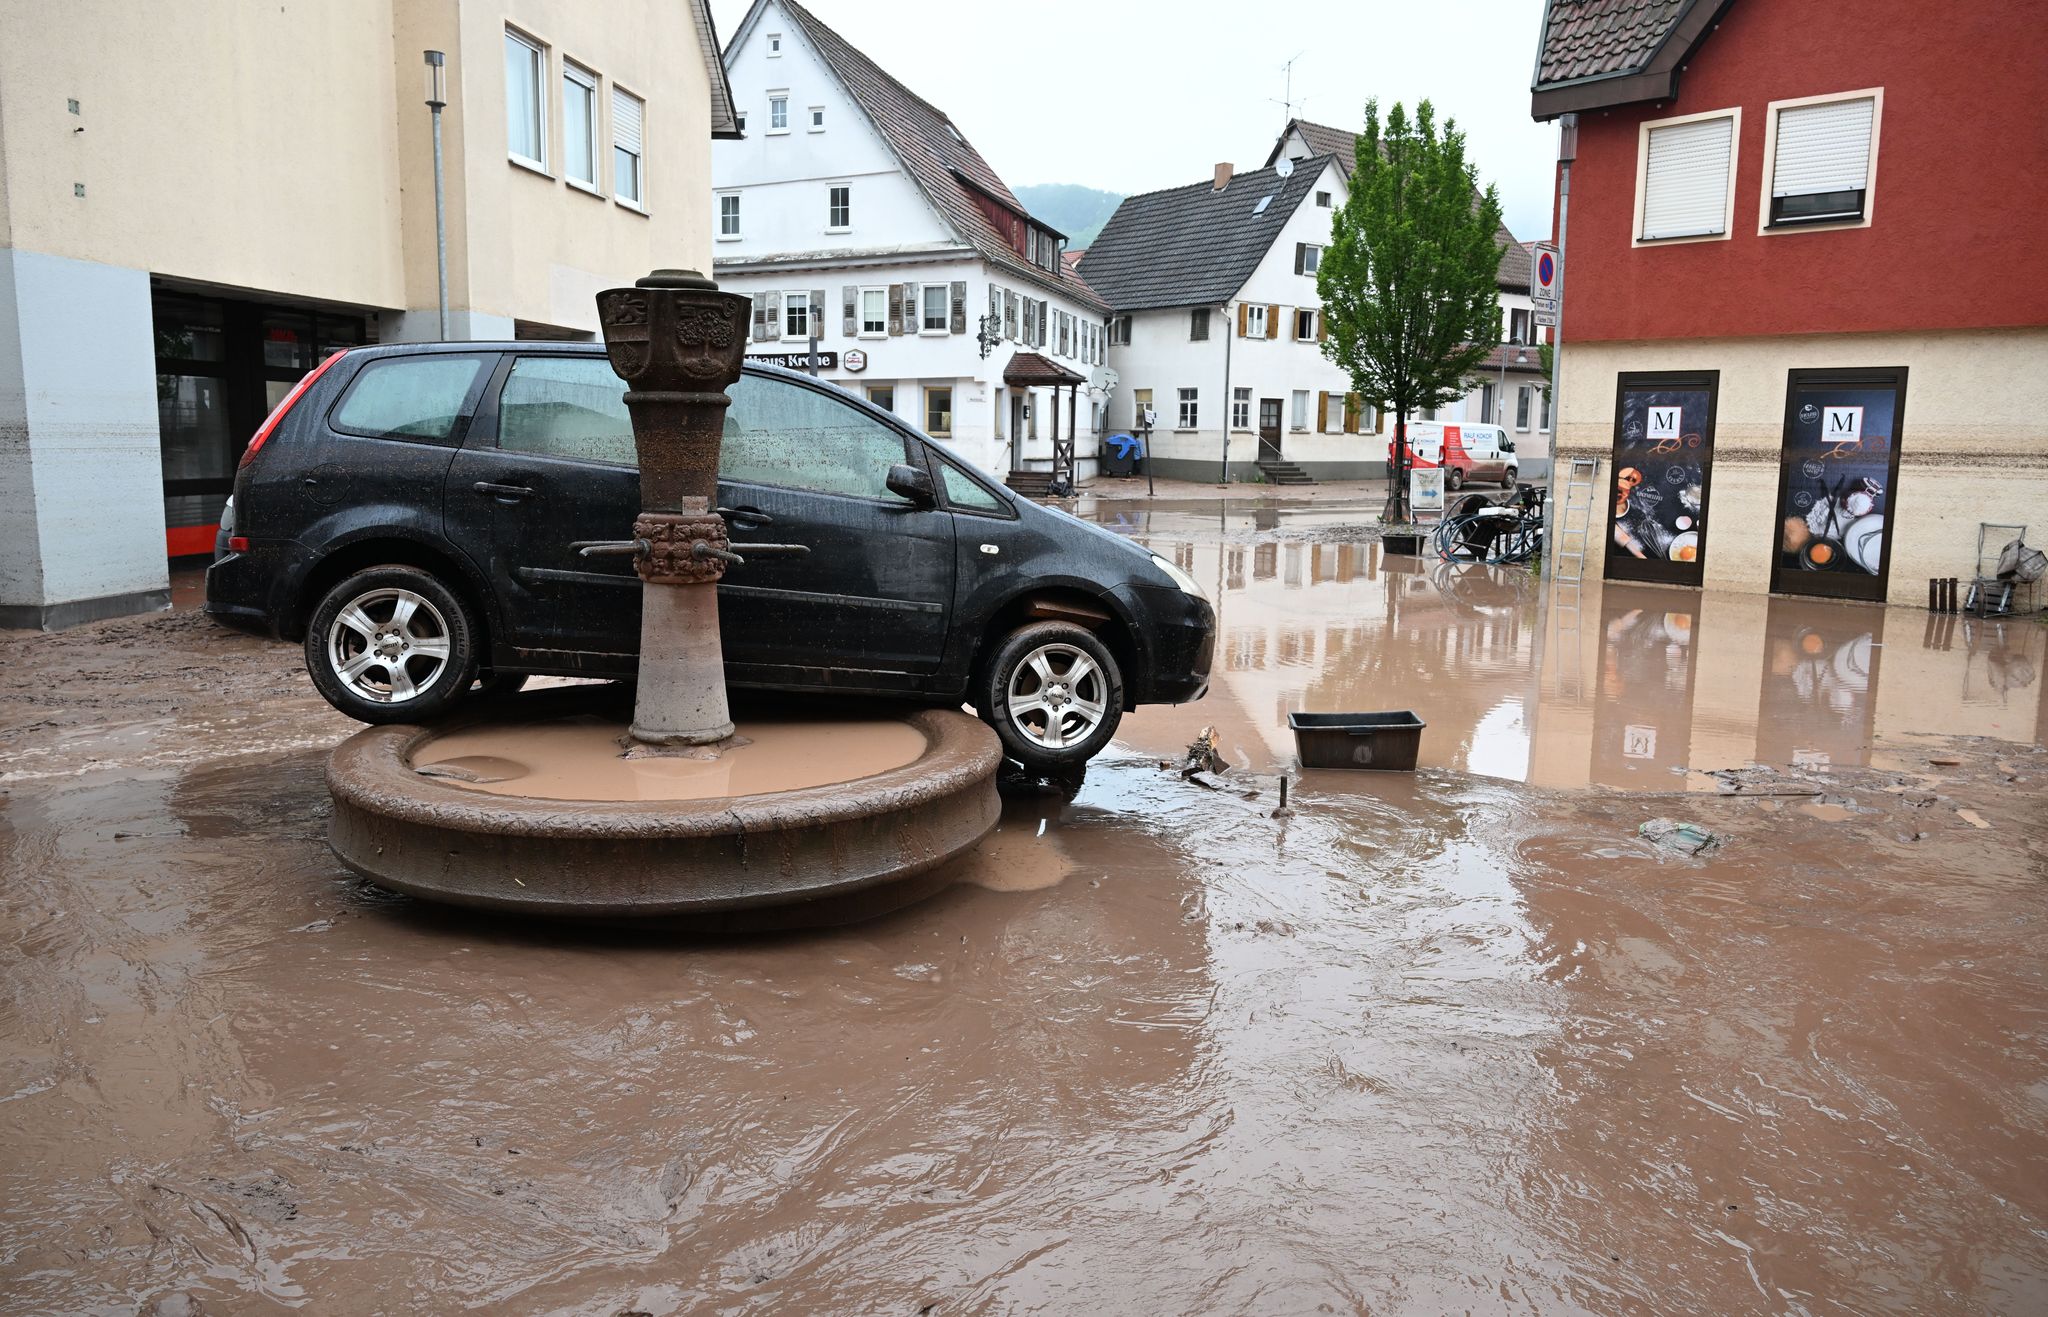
[{"xmin": 766, "ymin": 32, "xmax": 783, "ymax": 56}]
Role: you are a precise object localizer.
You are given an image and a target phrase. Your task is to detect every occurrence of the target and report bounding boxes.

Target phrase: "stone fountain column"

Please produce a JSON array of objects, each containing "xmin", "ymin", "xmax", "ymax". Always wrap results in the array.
[{"xmin": 595, "ymin": 269, "xmax": 753, "ymax": 746}]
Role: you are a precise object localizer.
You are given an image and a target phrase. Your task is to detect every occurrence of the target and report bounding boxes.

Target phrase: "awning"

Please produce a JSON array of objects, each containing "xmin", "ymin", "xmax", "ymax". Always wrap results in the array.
[{"xmin": 1003, "ymin": 351, "xmax": 1086, "ymax": 387}]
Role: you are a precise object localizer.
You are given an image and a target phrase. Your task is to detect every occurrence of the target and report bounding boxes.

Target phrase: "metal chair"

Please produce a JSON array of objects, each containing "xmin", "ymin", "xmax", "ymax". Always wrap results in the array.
[{"xmin": 1965, "ymin": 522, "xmax": 2038, "ymax": 617}]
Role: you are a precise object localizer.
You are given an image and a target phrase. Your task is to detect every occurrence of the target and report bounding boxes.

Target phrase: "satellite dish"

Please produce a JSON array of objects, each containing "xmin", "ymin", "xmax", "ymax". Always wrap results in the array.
[
  {"xmin": 1091, "ymin": 366, "xmax": 1119, "ymax": 395},
  {"xmin": 1275, "ymin": 156, "xmax": 1295, "ymax": 178}
]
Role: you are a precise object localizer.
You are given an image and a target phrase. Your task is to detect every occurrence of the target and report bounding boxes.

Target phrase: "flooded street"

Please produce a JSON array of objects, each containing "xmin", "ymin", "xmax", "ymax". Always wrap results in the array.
[{"xmin": 3, "ymin": 501, "xmax": 2045, "ymax": 1314}]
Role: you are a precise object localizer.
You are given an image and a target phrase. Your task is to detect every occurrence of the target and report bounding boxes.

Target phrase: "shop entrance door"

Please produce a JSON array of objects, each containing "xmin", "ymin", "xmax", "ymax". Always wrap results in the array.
[{"xmin": 1769, "ymin": 367, "xmax": 1908, "ymax": 602}]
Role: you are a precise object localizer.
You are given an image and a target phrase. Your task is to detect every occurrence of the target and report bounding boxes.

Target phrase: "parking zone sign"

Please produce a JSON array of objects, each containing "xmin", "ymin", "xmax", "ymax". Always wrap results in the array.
[{"xmin": 1532, "ymin": 242, "xmax": 1560, "ymax": 316}]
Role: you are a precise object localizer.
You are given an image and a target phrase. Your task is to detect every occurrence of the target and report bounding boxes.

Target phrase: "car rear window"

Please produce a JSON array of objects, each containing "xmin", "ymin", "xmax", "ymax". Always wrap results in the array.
[
  {"xmin": 332, "ymin": 356, "xmax": 485, "ymax": 441},
  {"xmin": 498, "ymin": 356, "xmax": 634, "ymax": 465}
]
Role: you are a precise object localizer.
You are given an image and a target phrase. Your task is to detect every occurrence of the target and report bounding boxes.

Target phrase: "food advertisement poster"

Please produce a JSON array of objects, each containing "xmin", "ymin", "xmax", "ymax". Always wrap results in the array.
[
  {"xmin": 1604, "ymin": 372, "xmax": 1718, "ymax": 587},
  {"xmin": 1771, "ymin": 369, "xmax": 1908, "ymax": 602}
]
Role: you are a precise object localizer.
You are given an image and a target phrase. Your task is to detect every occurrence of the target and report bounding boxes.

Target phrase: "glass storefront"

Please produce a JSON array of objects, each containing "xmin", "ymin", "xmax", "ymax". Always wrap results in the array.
[{"xmin": 153, "ymin": 289, "xmax": 367, "ymax": 557}]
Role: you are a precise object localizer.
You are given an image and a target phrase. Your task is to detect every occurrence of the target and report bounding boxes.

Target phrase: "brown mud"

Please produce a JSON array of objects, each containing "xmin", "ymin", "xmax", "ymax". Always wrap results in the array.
[
  {"xmin": 412, "ymin": 714, "xmax": 927, "ymax": 802},
  {"xmin": 2, "ymin": 541, "xmax": 2045, "ymax": 1313}
]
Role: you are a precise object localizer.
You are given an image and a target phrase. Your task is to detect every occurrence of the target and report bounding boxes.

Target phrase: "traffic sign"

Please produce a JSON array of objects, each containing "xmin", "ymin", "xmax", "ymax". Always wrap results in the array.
[
  {"xmin": 1534, "ymin": 308, "xmax": 1558, "ymax": 327},
  {"xmin": 1531, "ymin": 241, "xmax": 1560, "ymax": 314}
]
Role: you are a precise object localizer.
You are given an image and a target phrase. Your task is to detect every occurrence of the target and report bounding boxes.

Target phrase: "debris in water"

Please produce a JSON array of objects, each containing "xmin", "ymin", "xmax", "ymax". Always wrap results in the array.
[
  {"xmin": 1639, "ymin": 819, "xmax": 1719, "ymax": 856},
  {"xmin": 1271, "ymin": 775, "xmax": 1295, "ymax": 818},
  {"xmin": 1928, "ymin": 756, "xmax": 1962, "ymax": 767},
  {"xmin": 1180, "ymin": 726, "xmax": 1228, "ymax": 777}
]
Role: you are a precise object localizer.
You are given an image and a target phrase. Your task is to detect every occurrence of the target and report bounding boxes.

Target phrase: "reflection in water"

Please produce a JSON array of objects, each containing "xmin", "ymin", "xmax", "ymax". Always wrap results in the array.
[{"xmin": 1110, "ymin": 510, "xmax": 2046, "ymax": 789}]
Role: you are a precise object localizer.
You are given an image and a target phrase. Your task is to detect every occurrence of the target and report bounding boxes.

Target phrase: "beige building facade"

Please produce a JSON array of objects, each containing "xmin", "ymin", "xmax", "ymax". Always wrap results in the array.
[{"xmin": 0, "ymin": 0, "xmax": 735, "ymax": 627}]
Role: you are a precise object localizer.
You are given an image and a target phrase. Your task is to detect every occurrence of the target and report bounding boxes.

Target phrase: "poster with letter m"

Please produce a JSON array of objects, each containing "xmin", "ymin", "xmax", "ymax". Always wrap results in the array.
[{"xmin": 1604, "ymin": 371, "xmax": 1719, "ymax": 587}]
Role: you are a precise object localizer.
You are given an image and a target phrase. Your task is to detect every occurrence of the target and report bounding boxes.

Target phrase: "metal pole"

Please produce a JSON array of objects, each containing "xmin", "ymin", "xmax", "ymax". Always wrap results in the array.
[
  {"xmin": 1550, "ymin": 114, "xmax": 1576, "ymax": 491},
  {"xmin": 1216, "ymin": 303, "xmax": 1233, "ymax": 485},
  {"xmin": 806, "ymin": 330, "xmax": 818, "ymax": 376},
  {"xmin": 426, "ymin": 51, "xmax": 449, "ymax": 340}
]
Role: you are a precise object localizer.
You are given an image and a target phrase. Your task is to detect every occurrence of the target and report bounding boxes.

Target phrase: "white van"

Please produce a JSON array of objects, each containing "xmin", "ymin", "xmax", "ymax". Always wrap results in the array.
[{"xmin": 1388, "ymin": 421, "xmax": 1518, "ymax": 490}]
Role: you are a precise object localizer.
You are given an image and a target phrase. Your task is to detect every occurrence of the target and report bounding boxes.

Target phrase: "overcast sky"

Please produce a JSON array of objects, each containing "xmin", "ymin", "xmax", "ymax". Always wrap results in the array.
[{"xmin": 709, "ymin": 0, "xmax": 1561, "ymax": 240}]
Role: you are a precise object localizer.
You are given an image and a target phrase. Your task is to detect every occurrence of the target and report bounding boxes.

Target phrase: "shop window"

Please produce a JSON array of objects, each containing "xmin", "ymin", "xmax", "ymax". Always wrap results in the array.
[
  {"xmin": 504, "ymin": 29, "xmax": 547, "ymax": 171},
  {"xmin": 866, "ymin": 384, "xmax": 895, "ymax": 411},
  {"xmin": 498, "ymin": 356, "xmax": 634, "ymax": 465}
]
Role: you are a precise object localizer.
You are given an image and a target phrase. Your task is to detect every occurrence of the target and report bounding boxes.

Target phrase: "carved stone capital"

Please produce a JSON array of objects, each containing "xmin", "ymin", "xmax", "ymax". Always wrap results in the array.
[{"xmin": 635, "ymin": 512, "xmax": 729, "ymax": 585}]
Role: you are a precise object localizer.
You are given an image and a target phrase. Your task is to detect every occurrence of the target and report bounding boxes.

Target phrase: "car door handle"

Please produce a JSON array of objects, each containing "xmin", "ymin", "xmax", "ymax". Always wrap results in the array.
[
  {"xmin": 720, "ymin": 505, "xmax": 773, "ymax": 528},
  {"xmin": 472, "ymin": 481, "xmax": 535, "ymax": 501}
]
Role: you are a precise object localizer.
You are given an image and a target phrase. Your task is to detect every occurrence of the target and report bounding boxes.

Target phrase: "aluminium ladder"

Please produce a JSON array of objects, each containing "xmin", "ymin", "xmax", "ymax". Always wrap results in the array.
[{"xmin": 1547, "ymin": 456, "xmax": 1600, "ymax": 699}]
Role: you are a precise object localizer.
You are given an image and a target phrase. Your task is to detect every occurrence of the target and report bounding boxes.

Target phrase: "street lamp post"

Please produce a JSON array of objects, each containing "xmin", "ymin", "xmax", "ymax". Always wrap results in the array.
[{"xmin": 424, "ymin": 51, "xmax": 449, "ymax": 341}]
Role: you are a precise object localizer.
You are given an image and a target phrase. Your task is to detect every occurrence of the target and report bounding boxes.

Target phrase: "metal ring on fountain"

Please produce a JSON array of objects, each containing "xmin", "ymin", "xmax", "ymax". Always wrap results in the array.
[{"xmin": 326, "ymin": 698, "xmax": 1002, "ymax": 925}]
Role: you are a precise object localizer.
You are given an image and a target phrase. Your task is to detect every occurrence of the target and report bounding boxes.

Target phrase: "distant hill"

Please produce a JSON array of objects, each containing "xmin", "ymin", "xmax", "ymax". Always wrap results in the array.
[{"xmin": 1014, "ymin": 183, "xmax": 1124, "ymax": 249}]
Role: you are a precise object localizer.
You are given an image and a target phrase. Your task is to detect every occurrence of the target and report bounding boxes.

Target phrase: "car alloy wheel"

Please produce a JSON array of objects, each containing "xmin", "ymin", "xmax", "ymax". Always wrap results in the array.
[
  {"xmin": 1006, "ymin": 642, "xmax": 1109, "ymax": 753},
  {"xmin": 325, "ymin": 587, "xmax": 454, "ymax": 705}
]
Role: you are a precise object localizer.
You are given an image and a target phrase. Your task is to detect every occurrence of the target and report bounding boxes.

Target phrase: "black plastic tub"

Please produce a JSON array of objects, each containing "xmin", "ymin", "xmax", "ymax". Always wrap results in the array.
[
  {"xmin": 1287, "ymin": 711, "xmax": 1427, "ymax": 771},
  {"xmin": 1382, "ymin": 533, "xmax": 1423, "ymax": 556}
]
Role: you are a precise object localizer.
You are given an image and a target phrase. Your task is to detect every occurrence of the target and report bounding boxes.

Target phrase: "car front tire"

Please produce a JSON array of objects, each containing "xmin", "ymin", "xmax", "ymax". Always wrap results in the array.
[
  {"xmin": 305, "ymin": 565, "xmax": 478, "ymax": 724},
  {"xmin": 977, "ymin": 621, "xmax": 1124, "ymax": 771},
  {"xmin": 1446, "ymin": 466, "xmax": 1464, "ymax": 491},
  {"xmin": 1503, "ymin": 466, "xmax": 1519, "ymax": 488}
]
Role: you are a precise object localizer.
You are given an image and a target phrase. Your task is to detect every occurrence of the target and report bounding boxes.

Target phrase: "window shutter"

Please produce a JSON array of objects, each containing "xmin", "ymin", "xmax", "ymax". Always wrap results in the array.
[
  {"xmin": 1640, "ymin": 116, "xmax": 1734, "ymax": 240},
  {"xmin": 810, "ymin": 289, "xmax": 825, "ymax": 334},
  {"xmin": 612, "ymin": 86, "xmax": 644, "ymax": 155},
  {"xmin": 1376, "ymin": 409, "xmax": 1387, "ymax": 434},
  {"xmin": 1294, "ymin": 242, "xmax": 1306, "ymax": 275},
  {"xmin": 842, "ymin": 286, "xmax": 857, "ymax": 336},
  {"xmin": 752, "ymin": 293, "xmax": 770, "ymax": 342},
  {"xmin": 1316, "ymin": 391, "xmax": 1329, "ymax": 432},
  {"xmin": 904, "ymin": 282, "xmax": 920, "ymax": 330},
  {"xmin": 950, "ymin": 281, "xmax": 967, "ymax": 335},
  {"xmin": 1266, "ymin": 305, "xmax": 1280, "ymax": 339},
  {"xmin": 888, "ymin": 283, "xmax": 905, "ymax": 336},
  {"xmin": 1772, "ymin": 97, "xmax": 1875, "ymax": 199},
  {"xmin": 1004, "ymin": 290, "xmax": 1017, "ymax": 338},
  {"xmin": 1236, "ymin": 303, "xmax": 1249, "ymax": 337},
  {"xmin": 1318, "ymin": 311, "xmax": 1329, "ymax": 343},
  {"xmin": 1345, "ymin": 392, "xmax": 1361, "ymax": 433},
  {"xmin": 765, "ymin": 290, "xmax": 782, "ymax": 336},
  {"xmin": 989, "ymin": 284, "xmax": 1000, "ymax": 327}
]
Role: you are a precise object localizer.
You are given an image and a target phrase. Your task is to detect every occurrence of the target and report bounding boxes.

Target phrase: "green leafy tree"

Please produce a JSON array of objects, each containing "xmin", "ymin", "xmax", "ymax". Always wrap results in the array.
[{"xmin": 1317, "ymin": 99, "xmax": 1506, "ymax": 522}]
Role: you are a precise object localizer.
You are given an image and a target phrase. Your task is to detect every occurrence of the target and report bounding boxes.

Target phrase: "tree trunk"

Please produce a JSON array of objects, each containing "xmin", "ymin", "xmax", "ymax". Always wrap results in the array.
[{"xmin": 1390, "ymin": 410, "xmax": 1411, "ymax": 524}]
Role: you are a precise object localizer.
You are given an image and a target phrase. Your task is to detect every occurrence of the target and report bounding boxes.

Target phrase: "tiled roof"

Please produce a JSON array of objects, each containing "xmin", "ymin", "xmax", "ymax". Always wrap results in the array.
[
  {"xmin": 775, "ymin": 2, "xmax": 1106, "ymax": 314},
  {"xmin": 1002, "ymin": 352, "xmax": 1086, "ymax": 387},
  {"xmin": 1473, "ymin": 343, "xmax": 1548, "ymax": 373},
  {"xmin": 1263, "ymin": 120, "xmax": 1531, "ymax": 291},
  {"xmin": 1535, "ymin": 0, "xmax": 1691, "ymax": 85},
  {"xmin": 1076, "ymin": 159, "xmax": 1329, "ymax": 313}
]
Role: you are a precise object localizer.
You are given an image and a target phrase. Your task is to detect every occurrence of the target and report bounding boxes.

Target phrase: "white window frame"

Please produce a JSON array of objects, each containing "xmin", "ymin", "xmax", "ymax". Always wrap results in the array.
[
  {"xmin": 808, "ymin": 105, "xmax": 826, "ymax": 133},
  {"xmin": 1631, "ymin": 105, "xmax": 1741, "ymax": 247},
  {"xmin": 920, "ymin": 284, "xmax": 949, "ymax": 335},
  {"xmin": 767, "ymin": 92, "xmax": 790, "ymax": 135},
  {"xmin": 561, "ymin": 60, "xmax": 600, "ymax": 193},
  {"xmin": 611, "ymin": 84, "xmax": 646, "ymax": 211},
  {"xmin": 782, "ymin": 290, "xmax": 811, "ymax": 341},
  {"xmin": 1231, "ymin": 387, "xmax": 1252, "ymax": 431},
  {"xmin": 1294, "ymin": 308, "xmax": 1317, "ymax": 341},
  {"xmin": 1757, "ymin": 87, "xmax": 1883, "ymax": 236},
  {"xmin": 1321, "ymin": 393, "xmax": 1345, "ymax": 434},
  {"xmin": 716, "ymin": 190, "xmax": 741, "ymax": 241},
  {"xmin": 1244, "ymin": 304, "xmax": 1268, "ymax": 337},
  {"xmin": 1301, "ymin": 243, "xmax": 1322, "ymax": 274},
  {"xmin": 766, "ymin": 32, "xmax": 783, "ymax": 56},
  {"xmin": 1176, "ymin": 387, "xmax": 1199, "ymax": 431},
  {"xmin": 1290, "ymin": 390, "xmax": 1309, "ymax": 431},
  {"xmin": 1516, "ymin": 385, "xmax": 1532, "ymax": 432},
  {"xmin": 504, "ymin": 28, "xmax": 549, "ymax": 175},
  {"xmin": 858, "ymin": 286, "xmax": 888, "ymax": 338},
  {"xmin": 826, "ymin": 182, "xmax": 851, "ymax": 233}
]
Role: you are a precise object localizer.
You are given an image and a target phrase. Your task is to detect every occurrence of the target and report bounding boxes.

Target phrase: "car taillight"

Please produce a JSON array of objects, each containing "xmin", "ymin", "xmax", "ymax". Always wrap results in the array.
[{"xmin": 239, "ymin": 348, "xmax": 347, "ymax": 470}]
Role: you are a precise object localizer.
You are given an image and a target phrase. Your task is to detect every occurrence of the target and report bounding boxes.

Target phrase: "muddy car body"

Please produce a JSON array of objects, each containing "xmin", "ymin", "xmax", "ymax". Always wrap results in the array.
[{"xmin": 205, "ymin": 343, "xmax": 1213, "ymax": 767}]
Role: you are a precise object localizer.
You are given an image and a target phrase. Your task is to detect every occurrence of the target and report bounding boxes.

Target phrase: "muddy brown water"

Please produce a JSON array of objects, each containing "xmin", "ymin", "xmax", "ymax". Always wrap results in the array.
[{"xmin": 2, "ymin": 532, "xmax": 2045, "ymax": 1313}]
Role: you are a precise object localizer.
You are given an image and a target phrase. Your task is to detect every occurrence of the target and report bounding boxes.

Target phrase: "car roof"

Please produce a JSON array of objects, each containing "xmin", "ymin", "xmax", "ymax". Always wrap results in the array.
[{"xmin": 342, "ymin": 340, "xmax": 825, "ymax": 387}]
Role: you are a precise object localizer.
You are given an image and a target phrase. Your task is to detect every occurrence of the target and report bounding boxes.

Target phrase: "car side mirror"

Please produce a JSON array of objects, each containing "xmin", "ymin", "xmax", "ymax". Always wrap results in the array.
[{"xmin": 886, "ymin": 462, "xmax": 936, "ymax": 507}]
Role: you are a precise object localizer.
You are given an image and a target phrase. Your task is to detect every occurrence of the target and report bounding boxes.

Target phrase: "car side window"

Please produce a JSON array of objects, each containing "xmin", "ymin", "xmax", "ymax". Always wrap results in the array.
[
  {"xmin": 722, "ymin": 373, "xmax": 909, "ymax": 499},
  {"xmin": 331, "ymin": 355, "xmax": 485, "ymax": 441},
  {"xmin": 937, "ymin": 459, "xmax": 1005, "ymax": 513},
  {"xmin": 498, "ymin": 356, "xmax": 634, "ymax": 465}
]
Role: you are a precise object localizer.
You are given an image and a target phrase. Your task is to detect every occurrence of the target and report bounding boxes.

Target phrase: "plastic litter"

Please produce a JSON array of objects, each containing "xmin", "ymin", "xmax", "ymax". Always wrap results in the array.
[{"xmin": 1639, "ymin": 818, "xmax": 1719, "ymax": 856}]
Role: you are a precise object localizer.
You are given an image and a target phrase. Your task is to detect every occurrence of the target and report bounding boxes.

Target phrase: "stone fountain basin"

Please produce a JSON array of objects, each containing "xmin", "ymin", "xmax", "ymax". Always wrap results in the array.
[{"xmin": 326, "ymin": 691, "xmax": 1002, "ymax": 926}]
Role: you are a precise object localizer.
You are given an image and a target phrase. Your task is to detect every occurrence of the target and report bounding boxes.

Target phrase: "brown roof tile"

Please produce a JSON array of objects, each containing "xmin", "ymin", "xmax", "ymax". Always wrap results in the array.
[{"xmin": 1535, "ymin": 0, "xmax": 1689, "ymax": 87}]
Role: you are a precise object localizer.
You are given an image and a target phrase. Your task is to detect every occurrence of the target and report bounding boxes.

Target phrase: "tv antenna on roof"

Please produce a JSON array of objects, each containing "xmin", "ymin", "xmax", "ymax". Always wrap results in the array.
[{"xmin": 1269, "ymin": 51, "xmax": 1308, "ymax": 123}]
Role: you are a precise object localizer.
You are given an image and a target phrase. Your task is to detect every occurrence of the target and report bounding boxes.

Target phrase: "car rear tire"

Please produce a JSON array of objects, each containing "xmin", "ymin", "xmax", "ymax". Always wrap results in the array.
[
  {"xmin": 305, "ymin": 565, "xmax": 478, "ymax": 724},
  {"xmin": 1503, "ymin": 466, "xmax": 1519, "ymax": 488},
  {"xmin": 977, "ymin": 621, "xmax": 1124, "ymax": 771},
  {"xmin": 1446, "ymin": 466, "xmax": 1464, "ymax": 491}
]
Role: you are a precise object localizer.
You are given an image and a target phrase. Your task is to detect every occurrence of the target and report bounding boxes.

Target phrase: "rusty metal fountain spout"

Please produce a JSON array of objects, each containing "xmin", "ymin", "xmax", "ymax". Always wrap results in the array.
[{"xmin": 590, "ymin": 269, "xmax": 752, "ymax": 746}]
